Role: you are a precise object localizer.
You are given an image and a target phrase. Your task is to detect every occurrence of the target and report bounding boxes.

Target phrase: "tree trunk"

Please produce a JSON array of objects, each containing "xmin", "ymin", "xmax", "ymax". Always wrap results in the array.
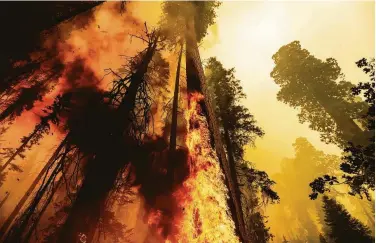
[
  {"xmin": 0, "ymin": 136, "xmax": 68, "ymax": 241},
  {"xmin": 311, "ymin": 86, "xmax": 365, "ymax": 147},
  {"xmin": 169, "ymin": 42, "xmax": 184, "ymax": 151},
  {"xmin": 0, "ymin": 192, "xmax": 10, "ymax": 210},
  {"xmin": 0, "ymin": 123, "xmax": 44, "ymax": 173},
  {"xmin": 0, "ymin": 102, "xmax": 17, "ymax": 124},
  {"xmin": 330, "ymin": 108, "xmax": 366, "ymax": 145},
  {"xmin": 222, "ymin": 123, "xmax": 249, "ymax": 240},
  {"xmin": 56, "ymin": 36, "xmax": 158, "ymax": 243},
  {"xmin": 185, "ymin": 18, "xmax": 248, "ymax": 243},
  {"xmin": 23, "ymin": 176, "xmax": 63, "ymax": 243}
]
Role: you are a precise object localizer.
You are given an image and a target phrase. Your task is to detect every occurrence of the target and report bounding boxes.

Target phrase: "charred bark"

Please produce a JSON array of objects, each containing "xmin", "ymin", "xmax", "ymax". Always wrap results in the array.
[
  {"xmin": 169, "ymin": 42, "xmax": 184, "ymax": 151},
  {"xmin": 185, "ymin": 19, "xmax": 248, "ymax": 243}
]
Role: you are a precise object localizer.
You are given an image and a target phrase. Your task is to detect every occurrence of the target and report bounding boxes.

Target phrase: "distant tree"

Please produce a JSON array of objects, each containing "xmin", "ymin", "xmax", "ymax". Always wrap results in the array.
[
  {"xmin": 0, "ymin": 92, "xmax": 72, "ymax": 173},
  {"xmin": 0, "ymin": 62, "xmax": 63, "ymax": 125},
  {"xmin": 322, "ymin": 196, "xmax": 374, "ymax": 243},
  {"xmin": 271, "ymin": 41, "xmax": 368, "ymax": 148},
  {"xmin": 310, "ymin": 58, "xmax": 375, "ymax": 200},
  {"xmin": 0, "ymin": 83, "xmax": 46, "ymax": 124},
  {"xmin": 274, "ymin": 137, "xmax": 340, "ymax": 242}
]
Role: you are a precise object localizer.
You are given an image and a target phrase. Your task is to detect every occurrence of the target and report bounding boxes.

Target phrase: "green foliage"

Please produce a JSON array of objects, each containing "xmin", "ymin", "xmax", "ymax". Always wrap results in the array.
[
  {"xmin": 322, "ymin": 196, "xmax": 374, "ymax": 243},
  {"xmin": 160, "ymin": 1, "xmax": 221, "ymax": 45},
  {"xmin": 271, "ymin": 41, "xmax": 367, "ymax": 146}
]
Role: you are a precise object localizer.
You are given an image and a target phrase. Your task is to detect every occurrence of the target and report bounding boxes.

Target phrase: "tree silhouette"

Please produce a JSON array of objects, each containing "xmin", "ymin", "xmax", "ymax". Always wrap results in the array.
[
  {"xmin": 206, "ymin": 57, "xmax": 264, "ymax": 161},
  {"xmin": 169, "ymin": 42, "xmax": 184, "ymax": 151},
  {"xmin": 322, "ymin": 196, "xmax": 374, "ymax": 243},
  {"xmin": 1, "ymin": 135, "xmax": 75, "ymax": 242},
  {"xmin": 238, "ymin": 163, "xmax": 278, "ymax": 243},
  {"xmin": 0, "ymin": 61, "xmax": 64, "ymax": 125},
  {"xmin": 0, "ymin": 92, "xmax": 72, "ymax": 173},
  {"xmin": 310, "ymin": 58, "xmax": 375, "ymax": 200},
  {"xmin": 205, "ymin": 57, "xmax": 279, "ymax": 241},
  {"xmin": 56, "ymin": 27, "xmax": 166, "ymax": 243},
  {"xmin": 271, "ymin": 41, "xmax": 367, "ymax": 148},
  {"xmin": 3, "ymin": 25, "xmax": 169, "ymax": 243}
]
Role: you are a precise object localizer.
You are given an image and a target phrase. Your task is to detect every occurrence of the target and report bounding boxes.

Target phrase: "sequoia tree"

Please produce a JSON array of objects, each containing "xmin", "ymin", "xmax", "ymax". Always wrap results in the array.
[
  {"xmin": 271, "ymin": 41, "xmax": 368, "ymax": 148},
  {"xmin": 161, "ymin": 2, "xmax": 249, "ymax": 241},
  {"xmin": 310, "ymin": 58, "xmax": 375, "ymax": 200}
]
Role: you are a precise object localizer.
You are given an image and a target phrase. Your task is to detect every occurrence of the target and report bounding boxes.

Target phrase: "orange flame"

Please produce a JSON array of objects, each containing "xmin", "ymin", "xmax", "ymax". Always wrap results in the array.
[{"xmin": 159, "ymin": 92, "xmax": 240, "ymax": 243}]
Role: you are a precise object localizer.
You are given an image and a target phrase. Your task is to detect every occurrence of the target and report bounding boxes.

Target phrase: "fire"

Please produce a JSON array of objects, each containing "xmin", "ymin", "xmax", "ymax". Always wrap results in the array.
[{"xmin": 164, "ymin": 92, "xmax": 240, "ymax": 243}]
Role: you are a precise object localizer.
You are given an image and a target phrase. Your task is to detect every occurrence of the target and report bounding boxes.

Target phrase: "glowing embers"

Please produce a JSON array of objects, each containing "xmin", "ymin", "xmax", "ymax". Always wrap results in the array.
[{"xmin": 169, "ymin": 92, "xmax": 239, "ymax": 243}]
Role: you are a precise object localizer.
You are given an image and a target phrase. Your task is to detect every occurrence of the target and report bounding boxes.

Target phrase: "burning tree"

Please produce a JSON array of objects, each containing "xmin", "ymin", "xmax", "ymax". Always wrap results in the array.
[
  {"xmin": 2, "ymin": 24, "xmax": 170, "ymax": 243},
  {"xmin": 160, "ymin": 2, "xmax": 249, "ymax": 241},
  {"xmin": 1, "ymin": 2, "xmax": 276, "ymax": 243}
]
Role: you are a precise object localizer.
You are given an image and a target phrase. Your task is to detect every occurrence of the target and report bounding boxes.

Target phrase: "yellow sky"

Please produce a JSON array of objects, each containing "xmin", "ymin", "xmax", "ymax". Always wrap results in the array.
[{"xmin": 200, "ymin": 0, "xmax": 375, "ymax": 174}]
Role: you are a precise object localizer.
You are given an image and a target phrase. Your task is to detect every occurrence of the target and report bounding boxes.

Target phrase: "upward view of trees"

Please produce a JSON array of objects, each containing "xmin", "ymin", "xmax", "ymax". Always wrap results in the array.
[
  {"xmin": 271, "ymin": 41, "xmax": 374, "ymax": 200},
  {"xmin": 0, "ymin": 2, "xmax": 373, "ymax": 243}
]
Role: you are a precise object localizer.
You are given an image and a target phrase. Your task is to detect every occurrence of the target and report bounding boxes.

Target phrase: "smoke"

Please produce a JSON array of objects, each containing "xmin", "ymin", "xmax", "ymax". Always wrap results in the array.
[
  {"xmin": 0, "ymin": 2, "xmax": 158, "ymax": 237},
  {"xmin": 127, "ymin": 135, "xmax": 190, "ymax": 242}
]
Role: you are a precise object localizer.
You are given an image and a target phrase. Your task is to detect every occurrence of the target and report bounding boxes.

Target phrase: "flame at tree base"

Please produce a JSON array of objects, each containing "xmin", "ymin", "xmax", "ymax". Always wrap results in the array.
[{"xmin": 150, "ymin": 92, "xmax": 240, "ymax": 243}]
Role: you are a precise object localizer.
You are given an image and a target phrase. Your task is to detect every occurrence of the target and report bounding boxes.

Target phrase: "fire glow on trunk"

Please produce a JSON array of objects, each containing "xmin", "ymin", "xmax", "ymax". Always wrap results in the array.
[{"xmin": 147, "ymin": 92, "xmax": 240, "ymax": 243}]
